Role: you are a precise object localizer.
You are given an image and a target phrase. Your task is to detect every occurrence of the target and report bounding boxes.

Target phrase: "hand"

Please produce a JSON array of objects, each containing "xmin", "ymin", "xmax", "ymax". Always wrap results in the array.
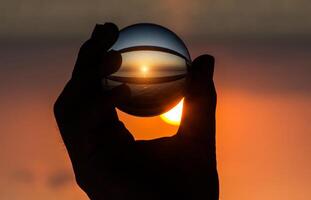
[{"xmin": 54, "ymin": 23, "xmax": 219, "ymax": 200}]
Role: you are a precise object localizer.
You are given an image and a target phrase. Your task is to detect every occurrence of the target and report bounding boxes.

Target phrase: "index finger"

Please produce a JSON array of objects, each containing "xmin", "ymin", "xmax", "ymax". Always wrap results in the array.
[{"xmin": 72, "ymin": 23, "xmax": 120, "ymax": 82}]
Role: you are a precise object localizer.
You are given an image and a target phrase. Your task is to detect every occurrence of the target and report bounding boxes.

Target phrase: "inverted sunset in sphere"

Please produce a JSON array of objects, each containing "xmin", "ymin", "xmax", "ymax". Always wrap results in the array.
[{"xmin": 103, "ymin": 23, "xmax": 191, "ymax": 117}]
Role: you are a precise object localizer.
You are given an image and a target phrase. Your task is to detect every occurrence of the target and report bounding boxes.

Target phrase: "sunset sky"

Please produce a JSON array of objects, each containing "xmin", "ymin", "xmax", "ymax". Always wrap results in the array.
[{"xmin": 1, "ymin": 0, "xmax": 311, "ymax": 199}]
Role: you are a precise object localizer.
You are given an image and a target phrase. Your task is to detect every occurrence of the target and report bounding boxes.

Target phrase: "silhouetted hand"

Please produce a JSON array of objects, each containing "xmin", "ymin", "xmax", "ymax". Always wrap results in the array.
[{"xmin": 54, "ymin": 23, "xmax": 219, "ymax": 200}]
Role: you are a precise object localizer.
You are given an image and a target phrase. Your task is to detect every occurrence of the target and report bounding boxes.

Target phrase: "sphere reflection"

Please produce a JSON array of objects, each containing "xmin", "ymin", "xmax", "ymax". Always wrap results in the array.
[{"xmin": 102, "ymin": 23, "xmax": 191, "ymax": 116}]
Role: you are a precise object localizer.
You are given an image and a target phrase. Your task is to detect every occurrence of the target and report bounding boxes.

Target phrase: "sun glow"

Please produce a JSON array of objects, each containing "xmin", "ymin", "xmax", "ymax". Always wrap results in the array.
[
  {"xmin": 160, "ymin": 98, "xmax": 184, "ymax": 126},
  {"xmin": 141, "ymin": 65, "xmax": 149, "ymax": 73}
]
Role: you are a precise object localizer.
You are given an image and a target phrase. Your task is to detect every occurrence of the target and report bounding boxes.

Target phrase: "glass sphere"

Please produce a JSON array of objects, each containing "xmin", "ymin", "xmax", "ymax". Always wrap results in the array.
[{"xmin": 102, "ymin": 23, "xmax": 191, "ymax": 116}]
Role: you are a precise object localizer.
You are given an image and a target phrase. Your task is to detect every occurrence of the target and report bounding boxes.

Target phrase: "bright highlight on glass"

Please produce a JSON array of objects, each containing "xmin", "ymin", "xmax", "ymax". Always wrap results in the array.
[{"xmin": 160, "ymin": 98, "xmax": 184, "ymax": 126}]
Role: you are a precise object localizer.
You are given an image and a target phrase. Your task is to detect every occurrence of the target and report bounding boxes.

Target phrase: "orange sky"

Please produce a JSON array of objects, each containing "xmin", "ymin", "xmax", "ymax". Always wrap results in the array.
[
  {"xmin": 1, "ymin": 40, "xmax": 311, "ymax": 199},
  {"xmin": 1, "ymin": 0, "xmax": 311, "ymax": 199}
]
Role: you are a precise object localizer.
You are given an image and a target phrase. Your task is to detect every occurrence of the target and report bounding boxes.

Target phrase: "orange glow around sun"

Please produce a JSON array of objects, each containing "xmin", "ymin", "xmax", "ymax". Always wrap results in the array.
[{"xmin": 160, "ymin": 98, "xmax": 184, "ymax": 126}]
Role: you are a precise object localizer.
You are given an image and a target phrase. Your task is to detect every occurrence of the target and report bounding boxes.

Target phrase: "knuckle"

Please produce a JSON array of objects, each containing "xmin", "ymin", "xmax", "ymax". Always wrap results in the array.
[
  {"xmin": 53, "ymin": 96, "xmax": 63, "ymax": 119},
  {"xmin": 74, "ymin": 170, "xmax": 96, "ymax": 193},
  {"xmin": 75, "ymin": 175, "xmax": 86, "ymax": 189}
]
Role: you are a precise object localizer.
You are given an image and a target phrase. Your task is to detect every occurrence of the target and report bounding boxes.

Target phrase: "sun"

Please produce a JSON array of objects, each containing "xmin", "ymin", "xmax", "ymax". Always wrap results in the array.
[
  {"xmin": 140, "ymin": 65, "xmax": 149, "ymax": 73},
  {"xmin": 160, "ymin": 98, "xmax": 184, "ymax": 126}
]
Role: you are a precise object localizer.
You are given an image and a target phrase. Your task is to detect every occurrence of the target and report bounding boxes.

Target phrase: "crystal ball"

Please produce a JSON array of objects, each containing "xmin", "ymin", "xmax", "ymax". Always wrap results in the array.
[{"xmin": 102, "ymin": 23, "xmax": 191, "ymax": 116}]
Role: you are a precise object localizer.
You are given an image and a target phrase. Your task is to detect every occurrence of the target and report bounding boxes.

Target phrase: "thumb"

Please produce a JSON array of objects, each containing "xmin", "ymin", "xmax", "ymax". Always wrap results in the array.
[{"xmin": 178, "ymin": 54, "xmax": 217, "ymax": 142}]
